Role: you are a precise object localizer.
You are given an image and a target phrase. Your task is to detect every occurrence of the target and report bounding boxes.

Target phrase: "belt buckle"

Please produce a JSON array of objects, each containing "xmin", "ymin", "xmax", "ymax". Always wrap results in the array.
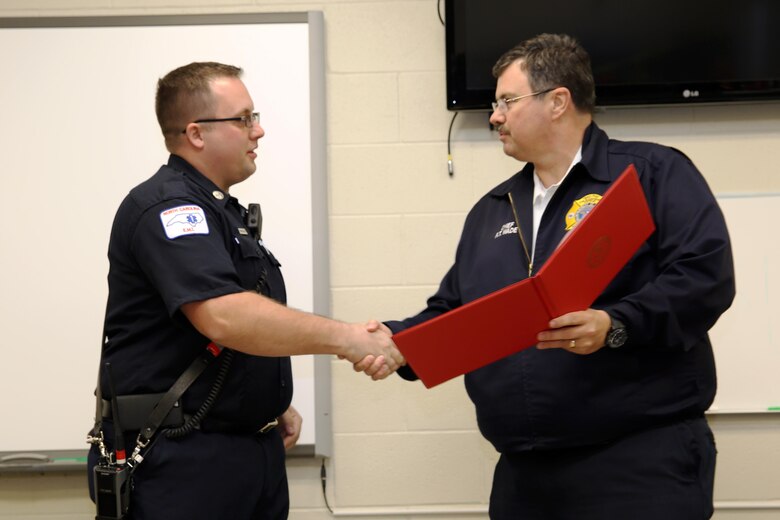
[{"xmin": 258, "ymin": 418, "xmax": 278, "ymax": 434}]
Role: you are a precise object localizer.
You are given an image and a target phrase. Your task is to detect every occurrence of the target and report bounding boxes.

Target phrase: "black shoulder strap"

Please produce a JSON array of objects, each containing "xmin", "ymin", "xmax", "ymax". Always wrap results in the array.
[
  {"xmin": 137, "ymin": 343, "xmax": 223, "ymax": 445},
  {"xmin": 92, "ymin": 377, "xmax": 102, "ymax": 437},
  {"xmin": 90, "ymin": 340, "xmax": 107, "ymax": 438}
]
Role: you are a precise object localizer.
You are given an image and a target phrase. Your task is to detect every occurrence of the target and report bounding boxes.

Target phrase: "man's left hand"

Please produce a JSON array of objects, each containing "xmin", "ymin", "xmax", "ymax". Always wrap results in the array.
[
  {"xmin": 277, "ymin": 405, "xmax": 302, "ymax": 451},
  {"xmin": 536, "ymin": 309, "xmax": 611, "ymax": 355}
]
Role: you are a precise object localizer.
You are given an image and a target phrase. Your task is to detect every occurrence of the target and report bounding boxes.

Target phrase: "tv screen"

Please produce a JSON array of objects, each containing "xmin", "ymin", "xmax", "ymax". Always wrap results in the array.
[{"xmin": 446, "ymin": 0, "xmax": 780, "ymax": 110}]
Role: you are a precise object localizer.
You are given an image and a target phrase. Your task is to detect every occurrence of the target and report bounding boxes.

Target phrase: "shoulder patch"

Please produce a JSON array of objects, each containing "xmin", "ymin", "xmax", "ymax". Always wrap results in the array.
[{"xmin": 159, "ymin": 205, "xmax": 210, "ymax": 239}]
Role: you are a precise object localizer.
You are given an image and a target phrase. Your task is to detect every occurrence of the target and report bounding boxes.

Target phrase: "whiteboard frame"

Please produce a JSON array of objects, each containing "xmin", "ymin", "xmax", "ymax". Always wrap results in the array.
[
  {"xmin": 0, "ymin": 12, "xmax": 331, "ymax": 471},
  {"xmin": 706, "ymin": 192, "xmax": 780, "ymax": 415}
]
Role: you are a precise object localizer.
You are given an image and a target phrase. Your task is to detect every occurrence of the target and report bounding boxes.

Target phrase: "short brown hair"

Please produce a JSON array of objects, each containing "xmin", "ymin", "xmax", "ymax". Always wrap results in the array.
[
  {"xmin": 492, "ymin": 34, "xmax": 595, "ymax": 114},
  {"xmin": 155, "ymin": 62, "xmax": 243, "ymax": 147}
]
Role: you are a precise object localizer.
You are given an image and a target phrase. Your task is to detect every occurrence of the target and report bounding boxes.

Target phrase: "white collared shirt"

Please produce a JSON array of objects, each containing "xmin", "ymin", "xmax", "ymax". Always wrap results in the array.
[{"xmin": 531, "ymin": 147, "xmax": 583, "ymax": 262}]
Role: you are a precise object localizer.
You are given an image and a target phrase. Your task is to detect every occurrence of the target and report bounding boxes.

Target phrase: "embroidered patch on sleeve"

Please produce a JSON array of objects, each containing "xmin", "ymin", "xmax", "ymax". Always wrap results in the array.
[{"xmin": 159, "ymin": 205, "xmax": 210, "ymax": 239}]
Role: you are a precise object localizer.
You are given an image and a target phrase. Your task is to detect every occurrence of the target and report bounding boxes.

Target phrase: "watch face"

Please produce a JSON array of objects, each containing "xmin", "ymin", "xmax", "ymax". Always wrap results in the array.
[{"xmin": 607, "ymin": 328, "xmax": 628, "ymax": 348}]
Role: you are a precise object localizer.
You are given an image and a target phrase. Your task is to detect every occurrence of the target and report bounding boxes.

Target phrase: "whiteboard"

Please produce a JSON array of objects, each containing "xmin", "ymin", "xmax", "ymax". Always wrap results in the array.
[
  {"xmin": 0, "ymin": 13, "xmax": 331, "ymax": 460},
  {"xmin": 708, "ymin": 193, "xmax": 780, "ymax": 413}
]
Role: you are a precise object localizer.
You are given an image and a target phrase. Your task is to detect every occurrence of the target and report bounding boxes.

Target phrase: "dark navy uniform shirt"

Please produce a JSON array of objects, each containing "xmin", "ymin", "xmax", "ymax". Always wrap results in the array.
[
  {"xmin": 100, "ymin": 154, "xmax": 292, "ymax": 432},
  {"xmin": 388, "ymin": 123, "xmax": 735, "ymax": 453}
]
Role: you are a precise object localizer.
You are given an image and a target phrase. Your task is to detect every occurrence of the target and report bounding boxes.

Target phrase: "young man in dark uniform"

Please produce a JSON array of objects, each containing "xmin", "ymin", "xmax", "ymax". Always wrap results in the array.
[
  {"xmin": 88, "ymin": 62, "xmax": 403, "ymax": 519},
  {"xmin": 368, "ymin": 34, "xmax": 734, "ymax": 519}
]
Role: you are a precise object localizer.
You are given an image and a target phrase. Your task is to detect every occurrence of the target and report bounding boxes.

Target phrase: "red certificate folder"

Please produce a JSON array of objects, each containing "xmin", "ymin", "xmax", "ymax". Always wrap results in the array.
[{"xmin": 392, "ymin": 164, "xmax": 655, "ymax": 388}]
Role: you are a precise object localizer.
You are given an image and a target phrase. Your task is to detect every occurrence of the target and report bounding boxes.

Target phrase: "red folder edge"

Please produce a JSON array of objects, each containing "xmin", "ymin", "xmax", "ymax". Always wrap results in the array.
[
  {"xmin": 533, "ymin": 164, "xmax": 655, "ymax": 317},
  {"xmin": 393, "ymin": 164, "xmax": 655, "ymax": 388}
]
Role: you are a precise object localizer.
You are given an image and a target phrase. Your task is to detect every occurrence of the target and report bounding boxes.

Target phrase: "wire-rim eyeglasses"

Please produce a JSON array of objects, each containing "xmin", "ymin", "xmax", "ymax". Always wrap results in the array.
[{"xmin": 492, "ymin": 88, "xmax": 557, "ymax": 113}]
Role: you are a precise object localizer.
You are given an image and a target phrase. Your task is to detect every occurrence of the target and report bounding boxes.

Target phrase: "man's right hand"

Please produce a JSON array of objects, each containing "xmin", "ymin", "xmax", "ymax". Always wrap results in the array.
[{"xmin": 341, "ymin": 320, "xmax": 404, "ymax": 380}]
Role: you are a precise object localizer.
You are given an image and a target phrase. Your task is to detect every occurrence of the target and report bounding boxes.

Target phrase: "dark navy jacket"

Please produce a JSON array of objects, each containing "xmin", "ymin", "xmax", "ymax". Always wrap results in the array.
[
  {"xmin": 387, "ymin": 123, "xmax": 735, "ymax": 453},
  {"xmin": 100, "ymin": 155, "xmax": 292, "ymax": 433}
]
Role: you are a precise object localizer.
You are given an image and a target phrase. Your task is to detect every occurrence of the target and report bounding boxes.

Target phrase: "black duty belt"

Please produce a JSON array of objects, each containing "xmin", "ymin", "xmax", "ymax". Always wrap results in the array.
[
  {"xmin": 198, "ymin": 416, "xmax": 279, "ymax": 435},
  {"xmin": 101, "ymin": 396, "xmax": 278, "ymax": 435}
]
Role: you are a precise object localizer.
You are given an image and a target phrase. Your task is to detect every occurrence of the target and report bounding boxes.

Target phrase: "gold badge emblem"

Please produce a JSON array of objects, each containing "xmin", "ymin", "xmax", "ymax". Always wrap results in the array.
[{"xmin": 565, "ymin": 194, "xmax": 602, "ymax": 230}]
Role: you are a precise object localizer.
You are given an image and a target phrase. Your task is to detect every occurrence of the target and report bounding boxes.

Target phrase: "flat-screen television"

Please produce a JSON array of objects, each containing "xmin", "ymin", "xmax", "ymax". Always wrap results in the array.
[{"xmin": 446, "ymin": 0, "xmax": 780, "ymax": 110}]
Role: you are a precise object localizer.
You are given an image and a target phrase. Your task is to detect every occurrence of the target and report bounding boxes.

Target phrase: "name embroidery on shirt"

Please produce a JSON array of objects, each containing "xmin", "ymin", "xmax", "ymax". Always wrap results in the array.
[
  {"xmin": 494, "ymin": 221, "xmax": 518, "ymax": 239},
  {"xmin": 160, "ymin": 205, "xmax": 210, "ymax": 239}
]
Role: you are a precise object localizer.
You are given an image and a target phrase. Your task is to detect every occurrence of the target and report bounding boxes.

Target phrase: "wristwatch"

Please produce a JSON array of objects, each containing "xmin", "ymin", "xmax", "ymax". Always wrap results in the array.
[{"xmin": 605, "ymin": 316, "xmax": 628, "ymax": 348}]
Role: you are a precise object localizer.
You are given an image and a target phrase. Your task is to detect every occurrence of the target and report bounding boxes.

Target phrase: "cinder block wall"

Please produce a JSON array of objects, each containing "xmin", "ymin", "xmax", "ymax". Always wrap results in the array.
[{"xmin": 0, "ymin": 1, "xmax": 778, "ymax": 519}]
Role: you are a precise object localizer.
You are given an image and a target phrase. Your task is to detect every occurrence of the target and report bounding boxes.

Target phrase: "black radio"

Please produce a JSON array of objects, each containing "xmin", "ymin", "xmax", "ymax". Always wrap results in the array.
[{"xmin": 93, "ymin": 462, "xmax": 131, "ymax": 519}]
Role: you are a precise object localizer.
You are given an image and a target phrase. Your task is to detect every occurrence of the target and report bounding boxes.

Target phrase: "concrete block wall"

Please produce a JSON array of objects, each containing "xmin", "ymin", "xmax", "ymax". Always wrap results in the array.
[{"xmin": 1, "ymin": 1, "xmax": 779, "ymax": 518}]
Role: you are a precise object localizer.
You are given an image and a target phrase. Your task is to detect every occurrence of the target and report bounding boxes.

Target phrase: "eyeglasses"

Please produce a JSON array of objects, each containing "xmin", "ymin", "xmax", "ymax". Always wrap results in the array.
[
  {"xmin": 491, "ymin": 88, "xmax": 557, "ymax": 113},
  {"xmin": 181, "ymin": 112, "xmax": 260, "ymax": 133}
]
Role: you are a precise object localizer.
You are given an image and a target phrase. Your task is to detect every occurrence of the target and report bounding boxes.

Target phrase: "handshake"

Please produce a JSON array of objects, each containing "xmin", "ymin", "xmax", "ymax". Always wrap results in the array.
[{"xmin": 339, "ymin": 320, "xmax": 405, "ymax": 381}]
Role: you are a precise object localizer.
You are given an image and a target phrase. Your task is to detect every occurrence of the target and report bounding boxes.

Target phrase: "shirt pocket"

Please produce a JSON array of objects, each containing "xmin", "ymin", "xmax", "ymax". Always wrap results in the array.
[{"xmin": 234, "ymin": 236, "xmax": 267, "ymax": 293}]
